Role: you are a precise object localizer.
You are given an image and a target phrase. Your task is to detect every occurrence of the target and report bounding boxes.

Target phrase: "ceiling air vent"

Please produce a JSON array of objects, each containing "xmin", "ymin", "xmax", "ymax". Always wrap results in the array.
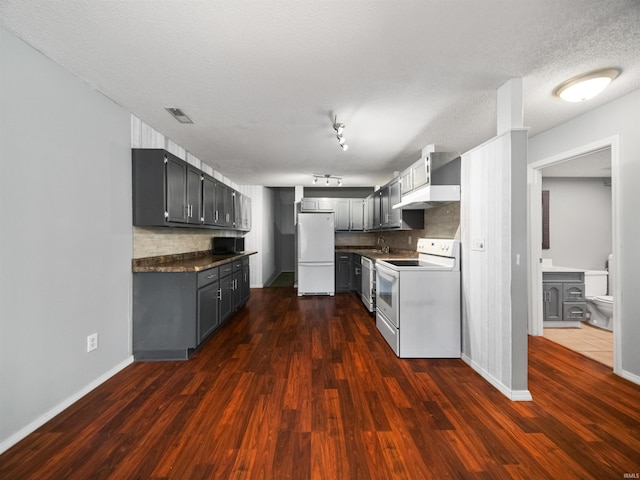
[{"xmin": 165, "ymin": 107, "xmax": 193, "ymax": 124}]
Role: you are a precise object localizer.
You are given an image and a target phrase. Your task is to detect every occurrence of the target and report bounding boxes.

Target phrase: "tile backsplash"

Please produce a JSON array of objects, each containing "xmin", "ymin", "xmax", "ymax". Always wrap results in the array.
[
  {"xmin": 335, "ymin": 202, "xmax": 460, "ymax": 250},
  {"xmin": 133, "ymin": 227, "xmax": 240, "ymax": 258}
]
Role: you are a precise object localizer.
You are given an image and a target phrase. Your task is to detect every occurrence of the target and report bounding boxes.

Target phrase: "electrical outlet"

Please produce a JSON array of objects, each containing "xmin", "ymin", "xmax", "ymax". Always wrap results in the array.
[
  {"xmin": 408, "ymin": 235, "xmax": 412, "ymax": 245},
  {"xmin": 87, "ymin": 333, "xmax": 98, "ymax": 352}
]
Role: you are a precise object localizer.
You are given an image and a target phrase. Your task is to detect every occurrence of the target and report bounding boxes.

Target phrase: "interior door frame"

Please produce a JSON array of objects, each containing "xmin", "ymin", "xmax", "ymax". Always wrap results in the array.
[{"xmin": 527, "ymin": 135, "xmax": 621, "ymax": 374}]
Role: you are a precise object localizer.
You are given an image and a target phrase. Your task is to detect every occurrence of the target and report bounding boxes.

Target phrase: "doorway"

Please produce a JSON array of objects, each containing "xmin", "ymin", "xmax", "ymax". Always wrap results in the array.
[{"xmin": 527, "ymin": 136, "xmax": 622, "ymax": 374}]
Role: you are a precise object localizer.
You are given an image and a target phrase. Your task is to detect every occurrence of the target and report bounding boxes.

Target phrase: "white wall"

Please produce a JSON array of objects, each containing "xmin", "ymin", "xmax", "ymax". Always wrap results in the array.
[
  {"xmin": 0, "ymin": 27, "xmax": 133, "ymax": 451},
  {"xmin": 529, "ymin": 88, "xmax": 640, "ymax": 382},
  {"xmin": 238, "ymin": 185, "xmax": 276, "ymax": 287},
  {"xmin": 461, "ymin": 129, "xmax": 530, "ymax": 400},
  {"xmin": 541, "ymin": 177, "xmax": 612, "ymax": 270}
]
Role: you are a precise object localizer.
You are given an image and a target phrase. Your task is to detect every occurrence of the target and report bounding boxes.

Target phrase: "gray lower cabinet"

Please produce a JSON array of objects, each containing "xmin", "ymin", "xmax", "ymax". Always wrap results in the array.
[
  {"xmin": 133, "ymin": 257, "xmax": 250, "ymax": 361},
  {"xmin": 351, "ymin": 254, "xmax": 362, "ymax": 296},
  {"xmin": 543, "ymin": 272, "xmax": 586, "ymax": 322},
  {"xmin": 241, "ymin": 257, "xmax": 250, "ymax": 304},
  {"xmin": 542, "ymin": 282, "xmax": 562, "ymax": 321},
  {"xmin": 197, "ymin": 269, "xmax": 220, "ymax": 343},
  {"xmin": 336, "ymin": 252, "xmax": 351, "ymax": 292},
  {"xmin": 219, "ymin": 262, "xmax": 234, "ymax": 322}
]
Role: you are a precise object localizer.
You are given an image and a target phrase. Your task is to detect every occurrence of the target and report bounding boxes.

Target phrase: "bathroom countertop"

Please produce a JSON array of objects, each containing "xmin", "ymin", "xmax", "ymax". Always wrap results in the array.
[{"xmin": 541, "ymin": 265, "xmax": 585, "ymax": 273}]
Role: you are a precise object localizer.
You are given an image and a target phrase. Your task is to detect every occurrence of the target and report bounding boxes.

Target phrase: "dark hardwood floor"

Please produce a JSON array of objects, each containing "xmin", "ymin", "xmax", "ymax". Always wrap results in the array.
[{"xmin": 2, "ymin": 287, "xmax": 640, "ymax": 479}]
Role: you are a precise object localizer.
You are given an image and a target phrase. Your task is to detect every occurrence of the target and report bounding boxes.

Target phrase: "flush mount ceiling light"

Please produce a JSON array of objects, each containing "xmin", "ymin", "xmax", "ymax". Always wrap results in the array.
[
  {"xmin": 333, "ymin": 116, "xmax": 349, "ymax": 151},
  {"xmin": 554, "ymin": 68, "xmax": 620, "ymax": 102},
  {"xmin": 165, "ymin": 107, "xmax": 194, "ymax": 124},
  {"xmin": 312, "ymin": 174, "xmax": 342, "ymax": 186}
]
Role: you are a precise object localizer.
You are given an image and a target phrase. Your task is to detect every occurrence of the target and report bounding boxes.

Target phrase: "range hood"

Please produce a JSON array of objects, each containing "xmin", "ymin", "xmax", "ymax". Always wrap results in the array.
[
  {"xmin": 393, "ymin": 185, "xmax": 461, "ymax": 209},
  {"xmin": 393, "ymin": 153, "xmax": 461, "ymax": 210}
]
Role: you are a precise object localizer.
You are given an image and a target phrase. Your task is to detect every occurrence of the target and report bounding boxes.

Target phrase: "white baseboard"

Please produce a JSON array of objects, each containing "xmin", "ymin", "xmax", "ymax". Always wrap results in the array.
[
  {"xmin": 0, "ymin": 356, "xmax": 134, "ymax": 455},
  {"xmin": 462, "ymin": 354, "xmax": 533, "ymax": 402},
  {"xmin": 620, "ymin": 368, "xmax": 640, "ymax": 386}
]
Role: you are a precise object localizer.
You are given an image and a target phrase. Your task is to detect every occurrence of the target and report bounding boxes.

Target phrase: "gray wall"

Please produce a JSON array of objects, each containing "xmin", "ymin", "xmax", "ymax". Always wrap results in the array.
[
  {"xmin": 529, "ymin": 88, "xmax": 640, "ymax": 381},
  {"xmin": 0, "ymin": 27, "xmax": 133, "ymax": 450},
  {"xmin": 541, "ymin": 177, "xmax": 612, "ymax": 270}
]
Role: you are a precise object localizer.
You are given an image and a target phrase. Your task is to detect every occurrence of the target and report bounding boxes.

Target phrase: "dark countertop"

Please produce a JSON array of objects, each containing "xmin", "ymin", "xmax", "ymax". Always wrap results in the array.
[
  {"xmin": 335, "ymin": 246, "xmax": 418, "ymax": 261},
  {"xmin": 132, "ymin": 250, "xmax": 257, "ymax": 273}
]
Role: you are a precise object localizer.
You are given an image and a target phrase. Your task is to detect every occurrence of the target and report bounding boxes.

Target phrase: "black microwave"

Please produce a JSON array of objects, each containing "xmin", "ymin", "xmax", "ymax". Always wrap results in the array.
[{"xmin": 212, "ymin": 237, "xmax": 245, "ymax": 254}]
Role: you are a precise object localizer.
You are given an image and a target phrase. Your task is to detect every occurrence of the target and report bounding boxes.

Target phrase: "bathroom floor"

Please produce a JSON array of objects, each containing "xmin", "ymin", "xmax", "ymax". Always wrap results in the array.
[{"xmin": 543, "ymin": 323, "xmax": 613, "ymax": 367}]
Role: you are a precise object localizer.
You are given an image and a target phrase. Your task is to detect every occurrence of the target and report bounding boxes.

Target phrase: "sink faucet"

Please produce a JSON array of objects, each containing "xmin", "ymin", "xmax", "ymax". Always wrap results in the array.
[{"xmin": 378, "ymin": 237, "xmax": 389, "ymax": 254}]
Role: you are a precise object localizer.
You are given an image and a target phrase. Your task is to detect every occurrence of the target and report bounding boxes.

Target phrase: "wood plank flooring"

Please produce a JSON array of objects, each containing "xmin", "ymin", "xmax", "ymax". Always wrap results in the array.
[{"xmin": 2, "ymin": 287, "xmax": 640, "ymax": 479}]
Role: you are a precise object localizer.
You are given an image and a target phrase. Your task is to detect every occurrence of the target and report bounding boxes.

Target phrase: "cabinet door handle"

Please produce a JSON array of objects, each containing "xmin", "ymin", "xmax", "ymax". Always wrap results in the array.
[
  {"xmin": 206, "ymin": 274, "xmax": 215, "ymax": 279},
  {"xmin": 217, "ymin": 288, "xmax": 222, "ymax": 300}
]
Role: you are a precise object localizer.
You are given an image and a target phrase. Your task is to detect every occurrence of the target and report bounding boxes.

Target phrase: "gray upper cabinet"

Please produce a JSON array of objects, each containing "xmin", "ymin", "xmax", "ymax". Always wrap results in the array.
[
  {"xmin": 364, "ymin": 194, "xmax": 375, "ymax": 231},
  {"xmin": 335, "ymin": 200, "xmax": 351, "ymax": 231},
  {"xmin": 400, "ymin": 166, "xmax": 413, "ymax": 196},
  {"xmin": 215, "ymin": 183, "xmax": 233, "ymax": 227},
  {"xmin": 165, "ymin": 153, "xmax": 189, "ymax": 223},
  {"xmin": 233, "ymin": 192, "xmax": 251, "ymax": 231},
  {"xmin": 186, "ymin": 167, "xmax": 202, "ymax": 225},
  {"xmin": 386, "ymin": 178, "xmax": 402, "ymax": 228},
  {"xmin": 300, "ymin": 197, "xmax": 335, "ymax": 212},
  {"xmin": 350, "ymin": 199, "xmax": 364, "ymax": 231},
  {"xmin": 365, "ymin": 180, "xmax": 423, "ymax": 231},
  {"xmin": 133, "ymin": 148, "xmax": 196, "ymax": 226},
  {"xmin": 133, "ymin": 148, "xmax": 250, "ymax": 231},
  {"xmin": 202, "ymin": 175, "xmax": 217, "ymax": 225},
  {"xmin": 411, "ymin": 156, "xmax": 429, "ymax": 189},
  {"xmin": 335, "ymin": 199, "xmax": 365, "ymax": 231}
]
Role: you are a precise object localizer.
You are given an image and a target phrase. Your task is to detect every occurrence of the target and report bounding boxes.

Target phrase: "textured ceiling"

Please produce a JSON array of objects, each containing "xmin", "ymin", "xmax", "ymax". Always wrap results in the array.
[{"xmin": 1, "ymin": 1, "xmax": 639, "ymax": 187}]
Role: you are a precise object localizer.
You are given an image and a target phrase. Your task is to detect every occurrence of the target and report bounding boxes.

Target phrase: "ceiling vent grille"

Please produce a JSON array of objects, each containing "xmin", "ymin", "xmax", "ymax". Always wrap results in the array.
[{"xmin": 165, "ymin": 107, "xmax": 193, "ymax": 124}]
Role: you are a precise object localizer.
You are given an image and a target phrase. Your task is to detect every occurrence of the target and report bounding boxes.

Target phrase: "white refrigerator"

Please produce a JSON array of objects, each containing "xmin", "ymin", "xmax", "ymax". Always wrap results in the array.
[{"xmin": 297, "ymin": 212, "xmax": 335, "ymax": 296}]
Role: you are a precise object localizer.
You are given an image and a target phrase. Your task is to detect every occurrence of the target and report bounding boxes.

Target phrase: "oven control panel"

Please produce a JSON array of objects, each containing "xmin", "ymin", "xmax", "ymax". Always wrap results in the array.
[{"xmin": 417, "ymin": 238, "xmax": 459, "ymax": 257}]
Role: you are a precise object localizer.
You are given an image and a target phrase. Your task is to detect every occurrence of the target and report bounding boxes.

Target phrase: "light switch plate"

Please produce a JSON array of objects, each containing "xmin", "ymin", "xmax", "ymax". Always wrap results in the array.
[{"xmin": 471, "ymin": 238, "xmax": 486, "ymax": 251}]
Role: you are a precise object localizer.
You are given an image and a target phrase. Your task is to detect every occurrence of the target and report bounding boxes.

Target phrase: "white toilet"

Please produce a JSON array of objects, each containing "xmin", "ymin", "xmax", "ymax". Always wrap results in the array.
[{"xmin": 585, "ymin": 254, "xmax": 614, "ymax": 331}]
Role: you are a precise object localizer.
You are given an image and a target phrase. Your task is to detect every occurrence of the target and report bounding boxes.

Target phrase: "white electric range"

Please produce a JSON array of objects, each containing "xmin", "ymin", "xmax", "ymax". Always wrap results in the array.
[{"xmin": 375, "ymin": 238, "xmax": 461, "ymax": 358}]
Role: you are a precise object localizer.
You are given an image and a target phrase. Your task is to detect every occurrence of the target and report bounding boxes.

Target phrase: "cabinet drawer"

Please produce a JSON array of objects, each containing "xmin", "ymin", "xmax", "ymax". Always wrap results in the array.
[
  {"xmin": 563, "ymin": 283, "xmax": 585, "ymax": 302},
  {"xmin": 563, "ymin": 302, "xmax": 587, "ymax": 321},
  {"xmin": 219, "ymin": 262, "xmax": 233, "ymax": 277},
  {"xmin": 242, "ymin": 256, "xmax": 249, "ymax": 267},
  {"xmin": 197, "ymin": 267, "xmax": 219, "ymax": 287},
  {"xmin": 233, "ymin": 259, "xmax": 243, "ymax": 272}
]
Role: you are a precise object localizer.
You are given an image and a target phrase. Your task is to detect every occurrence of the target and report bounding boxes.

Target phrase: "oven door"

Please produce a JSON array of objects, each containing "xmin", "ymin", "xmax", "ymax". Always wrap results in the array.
[{"xmin": 375, "ymin": 262, "xmax": 399, "ymax": 327}]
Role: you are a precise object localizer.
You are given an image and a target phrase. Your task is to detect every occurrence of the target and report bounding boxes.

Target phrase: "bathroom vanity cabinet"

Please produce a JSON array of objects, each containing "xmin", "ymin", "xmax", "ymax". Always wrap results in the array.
[{"xmin": 542, "ymin": 269, "xmax": 587, "ymax": 324}]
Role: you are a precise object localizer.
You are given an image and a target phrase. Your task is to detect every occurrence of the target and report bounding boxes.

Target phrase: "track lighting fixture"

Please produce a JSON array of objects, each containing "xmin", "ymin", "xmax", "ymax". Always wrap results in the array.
[
  {"xmin": 333, "ymin": 116, "xmax": 349, "ymax": 151},
  {"xmin": 312, "ymin": 174, "xmax": 343, "ymax": 186}
]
